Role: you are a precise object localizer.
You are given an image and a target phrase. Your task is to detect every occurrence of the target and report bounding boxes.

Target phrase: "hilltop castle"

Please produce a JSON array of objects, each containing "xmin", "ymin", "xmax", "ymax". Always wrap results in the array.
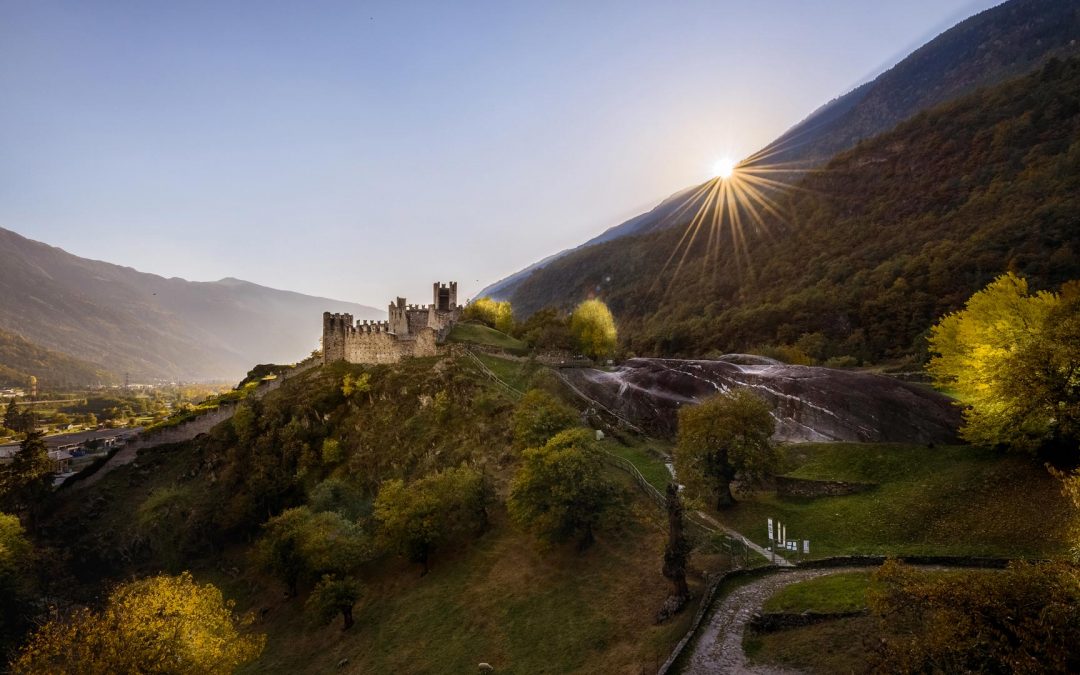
[{"xmin": 322, "ymin": 282, "xmax": 462, "ymax": 365}]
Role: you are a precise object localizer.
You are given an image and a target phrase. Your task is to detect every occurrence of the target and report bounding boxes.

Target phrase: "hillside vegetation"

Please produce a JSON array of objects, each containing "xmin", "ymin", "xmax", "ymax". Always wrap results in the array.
[
  {"xmin": 509, "ymin": 57, "xmax": 1080, "ymax": 363},
  {"xmin": 34, "ymin": 356, "xmax": 708, "ymax": 673},
  {"xmin": 0, "ymin": 327, "xmax": 114, "ymax": 388},
  {"xmin": 480, "ymin": 0, "xmax": 1080, "ymax": 306}
]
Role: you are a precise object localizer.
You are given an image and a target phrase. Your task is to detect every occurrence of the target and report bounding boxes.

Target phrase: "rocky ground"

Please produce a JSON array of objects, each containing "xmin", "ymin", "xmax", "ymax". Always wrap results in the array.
[{"xmin": 561, "ymin": 357, "xmax": 959, "ymax": 443}]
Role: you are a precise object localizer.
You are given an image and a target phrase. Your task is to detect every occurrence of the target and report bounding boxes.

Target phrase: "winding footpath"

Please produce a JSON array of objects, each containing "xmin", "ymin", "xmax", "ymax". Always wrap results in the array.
[{"xmin": 681, "ymin": 567, "xmax": 874, "ymax": 675}]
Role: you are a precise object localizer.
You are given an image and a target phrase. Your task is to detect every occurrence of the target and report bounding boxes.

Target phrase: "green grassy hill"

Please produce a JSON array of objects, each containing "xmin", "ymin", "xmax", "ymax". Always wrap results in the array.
[
  {"xmin": 722, "ymin": 443, "xmax": 1071, "ymax": 559},
  {"xmin": 447, "ymin": 322, "xmax": 529, "ymax": 355}
]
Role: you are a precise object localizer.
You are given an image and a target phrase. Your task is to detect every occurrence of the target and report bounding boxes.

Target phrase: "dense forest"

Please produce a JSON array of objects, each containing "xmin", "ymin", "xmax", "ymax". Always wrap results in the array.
[{"xmin": 509, "ymin": 57, "xmax": 1080, "ymax": 364}]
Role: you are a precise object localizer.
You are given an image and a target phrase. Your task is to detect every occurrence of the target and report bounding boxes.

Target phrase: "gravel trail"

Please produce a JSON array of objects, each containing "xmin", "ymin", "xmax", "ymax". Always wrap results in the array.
[{"xmin": 681, "ymin": 567, "xmax": 874, "ymax": 674}]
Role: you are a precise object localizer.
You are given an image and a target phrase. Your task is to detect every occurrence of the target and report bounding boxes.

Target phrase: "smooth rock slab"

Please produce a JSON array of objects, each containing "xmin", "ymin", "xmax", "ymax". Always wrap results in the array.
[{"xmin": 561, "ymin": 357, "xmax": 960, "ymax": 444}]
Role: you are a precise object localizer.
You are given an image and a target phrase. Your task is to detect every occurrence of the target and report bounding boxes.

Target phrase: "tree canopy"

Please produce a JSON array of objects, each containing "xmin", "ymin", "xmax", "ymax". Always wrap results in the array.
[
  {"xmin": 512, "ymin": 389, "xmax": 579, "ymax": 450},
  {"xmin": 673, "ymin": 390, "xmax": 777, "ymax": 509},
  {"xmin": 463, "ymin": 297, "xmax": 515, "ymax": 334},
  {"xmin": 10, "ymin": 571, "xmax": 265, "ymax": 675},
  {"xmin": 258, "ymin": 507, "xmax": 370, "ymax": 596},
  {"xmin": 928, "ymin": 273, "xmax": 1080, "ymax": 455},
  {"xmin": 374, "ymin": 465, "xmax": 489, "ymax": 575},
  {"xmin": 569, "ymin": 299, "xmax": 618, "ymax": 360},
  {"xmin": 507, "ymin": 428, "xmax": 623, "ymax": 549},
  {"xmin": 869, "ymin": 560, "xmax": 1080, "ymax": 674},
  {"xmin": 305, "ymin": 574, "xmax": 363, "ymax": 631}
]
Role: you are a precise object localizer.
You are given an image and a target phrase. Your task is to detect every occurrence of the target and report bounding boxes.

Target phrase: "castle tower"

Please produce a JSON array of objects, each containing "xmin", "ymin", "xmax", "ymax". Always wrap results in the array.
[{"xmin": 433, "ymin": 281, "xmax": 458, "ymax": 311}]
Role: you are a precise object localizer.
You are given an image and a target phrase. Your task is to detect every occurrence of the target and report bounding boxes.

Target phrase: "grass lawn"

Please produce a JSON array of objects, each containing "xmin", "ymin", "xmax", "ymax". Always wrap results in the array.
[
  {"xmin": 448, "ymin": 322, "xmax": 529, "ymax": 355},
  {"xmin": 716, "ymin": 443, "xmax": 1071, "ymax": 559},
  {"xmin": 762, "ymin": 571, "xmax": 872, "ymax": 614},
  {"xmin": 226, "ymin": 494, "xmax": 699, "ymax": 675},
  {"xmin": 473, "ymin": 353, "xmax": 539, "ymax": 393},
  {"xmin": 602, "ymin": 436, "xmax": 674, "ymax": 492},
  {"xmin": 744, "ymin": 615, "xmax": 879, "ymax": 674}
]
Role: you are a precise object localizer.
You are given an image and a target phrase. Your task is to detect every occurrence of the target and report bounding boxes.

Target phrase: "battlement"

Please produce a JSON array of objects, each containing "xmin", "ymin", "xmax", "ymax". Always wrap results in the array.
[{"xmin": 323, "ymin": 282, "xmax": 462, "ymax": 365}]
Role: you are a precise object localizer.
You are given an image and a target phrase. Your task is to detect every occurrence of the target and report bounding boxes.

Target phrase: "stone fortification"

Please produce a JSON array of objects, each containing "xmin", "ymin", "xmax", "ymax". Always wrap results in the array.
[{"xmin": 322, "ymin": 281, "xmax": 461, "ymax": 365}]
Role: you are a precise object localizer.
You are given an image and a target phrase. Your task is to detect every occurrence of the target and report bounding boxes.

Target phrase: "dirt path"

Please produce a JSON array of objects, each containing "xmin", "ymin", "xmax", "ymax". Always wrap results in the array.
[{"xmin": 681, "ymin": 567, "xmax": 874, "ymax": 675}]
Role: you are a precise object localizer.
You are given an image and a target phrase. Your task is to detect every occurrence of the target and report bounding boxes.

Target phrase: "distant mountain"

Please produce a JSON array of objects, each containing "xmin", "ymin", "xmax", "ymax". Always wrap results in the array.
[
  {"xmin": 480, "ymin": 184, "xmax": 705, "ymax": 299},
  {"xmin": 480, "ymin": 0, "xmax": 1080, "ymax": 304},
  {"xmin": 0, "ymin": 326, "xmax": 114, "ymax": 389},
  {"xmin": 507, "ymin": 57, "xmax": 1080, "ymax": 362},
  {"xmin": 758, "ymin": 0, "xmax": 1080, "ymax": 170},
  {"xmin": 0, "ymin": 227, "xmax": 382, "ymax": 381}
]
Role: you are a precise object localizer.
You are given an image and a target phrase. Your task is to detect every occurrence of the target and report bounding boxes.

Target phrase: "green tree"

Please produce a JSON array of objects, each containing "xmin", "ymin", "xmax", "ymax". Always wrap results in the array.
[
  {"xmin": 928, "ymin": 273, "xmax": 1080, "ymax": 454},
  {"xmin": 515, "ymin": 307, "xmax": 574, "ymax": 351},
  {"xmin": 10, "ymin": 571, "xmax": 265, "ymax": 675},
  {"xmin": 507, "ymin": 428, "xmax": 623, "ymax": 549},
  {"xmin": 512, "ymin": 389, "xmax": 579, "ymax": 450},
  {"xmin": 0, "ymin": 513, "xmax": 34, "ymax": 657},
  {"xmin": 3, "ymin": 400, "xmax": 19, "ymax": 433},
  {"xmin": 868, "ymin": 559, "xmax": 1080, "ymax": 674},
  {"xmin": 374, "ymin": 465, "xmax": 488, "ymax": 575},
  {"xmin": 305, "ymin": 574, "xmax": 363, "ymax": 631},
  {"xmin": 257, "ymin": 507, "xmax": 369, "ymax": 596},
  {"xmin": 673, "ymin": 390, "xmax": 777, "ymax": 509},
  {"xmin": 0, "ymin": 432, "xmax": 53, "ymax": 530},
  {"xmin": 569, "ymin": 299, "xmax": 618, "ymax": 360}
]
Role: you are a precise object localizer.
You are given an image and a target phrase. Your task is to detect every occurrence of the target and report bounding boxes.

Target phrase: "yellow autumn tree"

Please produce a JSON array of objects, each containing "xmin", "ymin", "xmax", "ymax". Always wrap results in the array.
[
  {"xmin": 463, "ymin": 297, "xmax": 515, "ymax": 333},
  {"xmin": 11, "ymin": 572, "xmax": 264, "ymax": 674},
  {"xmin": 569, "ymin": 299, "xmax": 618, "ymax": 360},
  {"xmin": 928, "ymin": 273, "xmax": 1080, "ymax": 453}
]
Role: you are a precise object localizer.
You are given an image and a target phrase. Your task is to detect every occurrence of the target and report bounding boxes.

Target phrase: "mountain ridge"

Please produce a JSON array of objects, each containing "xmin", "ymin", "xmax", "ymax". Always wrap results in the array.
[
  {"xmin": 0, "ymin": 226, "xmax": 382, "ymax": 381},
  {"xmin": 479, "ymin": 0, "xmax": 1080, "ymax": 305}
]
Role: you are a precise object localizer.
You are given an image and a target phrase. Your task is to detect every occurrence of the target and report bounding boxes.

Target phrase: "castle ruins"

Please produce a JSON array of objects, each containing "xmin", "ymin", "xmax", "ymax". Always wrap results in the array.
[{"xmin": 322, "ymin": 282, "xmax": 462, "ymax": 365}]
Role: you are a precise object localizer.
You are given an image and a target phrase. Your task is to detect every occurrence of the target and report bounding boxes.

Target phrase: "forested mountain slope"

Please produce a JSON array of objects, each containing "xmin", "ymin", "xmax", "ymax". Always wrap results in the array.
[
  {"xmin": 0, "ymin": 227, "xmax": 381, "ymax": 381},
  {"xmin": 509, "ymin": 58, "xmax": 1080, "ymax": 363},
  {"xmin": 480, "ymin": 0, "xmax": 1080, "ymax": 305},
  {"xmin": 0, "ymin": 327, "xmax": 114, "ymax": 388}
]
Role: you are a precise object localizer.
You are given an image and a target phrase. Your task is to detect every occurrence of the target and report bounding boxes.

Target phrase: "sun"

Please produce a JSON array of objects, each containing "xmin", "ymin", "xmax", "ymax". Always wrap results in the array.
[{"xmin": 712, "ymin": 157, "xmax": 736, "ymax": 179}]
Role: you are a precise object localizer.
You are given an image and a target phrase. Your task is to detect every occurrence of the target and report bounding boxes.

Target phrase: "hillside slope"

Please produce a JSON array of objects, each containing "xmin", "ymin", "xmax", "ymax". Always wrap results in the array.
[
  {"xmin": 38, "ymin": 357, "xmax": 702, "ymax": 674},
  {"xmin": 509, "ymin": 57, "xmax": 1080, "ymax": 361},
  {"xmin": 759, "ymin": 0, "xmax": 1080, "ymax": 169},
  {"xmin": 0, "ymin": 227, "xmax": 381, "ymax": 380},
  {"xmin": 0, "ymin": 326, "xmax": 114, "ymax": 388},
  {"xmin": 480, "ymin": 0, "xmax": 1080, "ymax": 304}
]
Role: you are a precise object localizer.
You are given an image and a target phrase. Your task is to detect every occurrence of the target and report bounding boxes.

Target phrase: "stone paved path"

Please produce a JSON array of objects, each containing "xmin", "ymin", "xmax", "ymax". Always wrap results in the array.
[{"xmin": 681, "ymin": 567, "xmax": 873, "ymax": 674}]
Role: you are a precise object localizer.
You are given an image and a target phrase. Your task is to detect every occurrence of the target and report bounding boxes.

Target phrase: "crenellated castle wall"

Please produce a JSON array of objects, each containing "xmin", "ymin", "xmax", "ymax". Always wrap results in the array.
[{"xmin": 322, "ymin": 281, "xmax": 461, "ymax": 366}]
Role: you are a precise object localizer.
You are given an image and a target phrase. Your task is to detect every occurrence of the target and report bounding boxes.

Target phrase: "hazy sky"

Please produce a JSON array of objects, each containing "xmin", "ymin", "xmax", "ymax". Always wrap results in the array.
[{"xmin": 1, "ymin": 0, "xmax": 1001, "ymax": 306}]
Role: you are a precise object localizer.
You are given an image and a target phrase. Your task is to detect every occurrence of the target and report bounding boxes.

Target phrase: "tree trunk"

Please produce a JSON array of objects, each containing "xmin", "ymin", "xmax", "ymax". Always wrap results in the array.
[
  {"xmin": 578, "ymin": 523, "xmax": 595, "ymax": 551},
  {"xmin": 341, "ymin": 605, "xmax": 354, "ymax": 630},
  {"xmin": 715, "ymin": 478, "xmax": 735, "ymax": 509}
]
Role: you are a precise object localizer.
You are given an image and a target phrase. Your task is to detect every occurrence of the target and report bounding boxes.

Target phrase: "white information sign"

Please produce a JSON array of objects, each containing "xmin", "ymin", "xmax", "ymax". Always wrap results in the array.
[
  {"xmin": 768, "ymin": 518, "xmax": 774, "ymax": 540},
  {"xmin": 803, "ymin": 540, "xmax": 810, "ymax": 554}
]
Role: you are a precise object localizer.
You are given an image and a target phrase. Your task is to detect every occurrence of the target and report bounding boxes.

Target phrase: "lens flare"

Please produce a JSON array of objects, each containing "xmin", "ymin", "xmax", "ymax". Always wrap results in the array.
[
  {"xmin": 713, "ymin": 157, "xmax": 736, "ymax": 179},
  {"xmin": 650, "ymin": 145, "xmax": 823, "ymax": 299}
]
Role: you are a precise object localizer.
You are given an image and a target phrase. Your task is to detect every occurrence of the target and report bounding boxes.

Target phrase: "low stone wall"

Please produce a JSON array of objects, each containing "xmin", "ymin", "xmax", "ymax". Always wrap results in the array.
[
  {"xmin": 775, "ymin": 475, "xmax": 876, "ymax": 498},
  {"xmin": 748, "ymin": 609, "xmax": 869, "ymax": 633}
]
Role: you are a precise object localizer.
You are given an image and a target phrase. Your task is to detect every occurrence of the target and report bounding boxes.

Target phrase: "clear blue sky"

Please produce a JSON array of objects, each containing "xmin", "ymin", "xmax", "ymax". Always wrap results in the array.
[{"xmin": 0, "ymin": 0, "xmax": 1000, "ymax": 306}]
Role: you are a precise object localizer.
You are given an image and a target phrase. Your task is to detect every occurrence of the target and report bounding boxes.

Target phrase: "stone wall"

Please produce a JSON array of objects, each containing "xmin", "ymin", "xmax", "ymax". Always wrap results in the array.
[{"xmin": 775, "ymin": 476, "xmax": 876, "ymax": 498}]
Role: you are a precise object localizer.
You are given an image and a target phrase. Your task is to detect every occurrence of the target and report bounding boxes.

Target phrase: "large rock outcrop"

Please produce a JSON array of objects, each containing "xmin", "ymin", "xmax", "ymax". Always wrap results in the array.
[{"xmin": 559, "ymin": 356, "xmax": 960, "ymax": 444}]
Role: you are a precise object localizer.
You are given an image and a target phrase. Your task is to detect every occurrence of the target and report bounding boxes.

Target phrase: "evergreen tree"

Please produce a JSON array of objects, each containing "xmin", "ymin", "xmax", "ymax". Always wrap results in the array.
[
  {"xmin": 3, "ymin": 399, "xmax": 19, "ymax": 433},
  {"xmin": 0, "ymin": 432, "xmax": 53, "ymax": 531},
  {"xmin": 662, "ymin": 483, "xmax": 691, "ymax": 601}
]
